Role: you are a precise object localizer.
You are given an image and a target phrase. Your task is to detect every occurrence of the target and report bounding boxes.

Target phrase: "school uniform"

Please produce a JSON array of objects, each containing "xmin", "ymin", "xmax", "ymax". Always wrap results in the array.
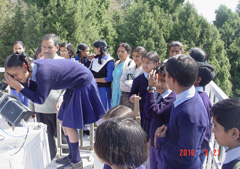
[
  {"xmin": 222, "ymin": 146, "xmax": 240, "ymax": 169},
  {"xmin": 144, "ymin": 89, "xmax": 176, "ymax": 169},
  {"xmin": 129, "ymin": 72, "xmax": 149, "ymax": 134},
  {"xmin": 21, "ymin": 59, "xmax": 106, "ymax": 129},
  {"xmin": 196, "ymin": 86, "xmax": 212, "ymax": 165},
  {"xmin": 103, "ymin": 164, "xmax": 146, "ymax": 169},
  {"xmin": 90, "ymin": 54, "xmax": 114, "ymax": 110},
  {"xmin": 28, "ymin": 54, "xmax": 64, "ymax": 160},
  {"xmin": 10, "ymin": 90, "xmax": 28, "ymax": 106},
  {"xmin": 157, "ymin": 86, "xmax": 208, "ymax": 169}
]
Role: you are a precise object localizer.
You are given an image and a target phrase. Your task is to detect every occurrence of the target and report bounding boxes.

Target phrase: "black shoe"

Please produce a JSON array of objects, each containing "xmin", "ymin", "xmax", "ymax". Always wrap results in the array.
[
  {"xmin": 55, "ymin": 156, "xmax": 71, "ymax": 164},
  {"xmin": 57, "ymin": 160, "xmax": 83, "ymax": 169},
  {"xmin": 83, "ymin": 130, "xmax": 90, "ymax": 136}
]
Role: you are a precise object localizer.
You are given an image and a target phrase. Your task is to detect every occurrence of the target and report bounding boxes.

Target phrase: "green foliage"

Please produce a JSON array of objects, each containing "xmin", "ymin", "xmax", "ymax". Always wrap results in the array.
[
  {"xmin": 0, "ymin": 0, "xmax": 235, "ymax": 96},
  {"xmin": 168, "ymin": 2, "xmax": 232, "ymax": 96},
  {"xmin": 236, "ymin": 0, "xmax": 240, "ymax": 16},
  {"xmin": 0, "ymin": 1, "xmax": 27, "ymax": 63},
  {"xmin": 113, "ymin": 1, "xmax": 167, "ymax": 60},
  {"xmin": 228, "ymin": 38, "xmax": 240, "ymax": 96},
  {"xmin": 140, "ymin": 0, "xmax": 184, "ymax": 13},
  {"xmin": 214, "ymin": 5, "xmax": 240, "ymax": 97}
]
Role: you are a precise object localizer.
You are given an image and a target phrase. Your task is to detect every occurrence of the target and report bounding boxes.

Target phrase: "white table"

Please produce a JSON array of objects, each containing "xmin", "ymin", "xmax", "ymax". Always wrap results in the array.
[{"xmin": 0, "ymin": 121, "xmax": 51, "ymax": 169}]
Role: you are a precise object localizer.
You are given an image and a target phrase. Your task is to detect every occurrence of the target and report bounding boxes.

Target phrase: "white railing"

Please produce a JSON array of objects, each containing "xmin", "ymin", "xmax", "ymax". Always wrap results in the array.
[
  {"xmin": 0, "ymin": 68, "xmax": 229, "ymax": 168},
  {"xmin": 204, "ymin": 81, "xmax": 228, "ymax": 169}
]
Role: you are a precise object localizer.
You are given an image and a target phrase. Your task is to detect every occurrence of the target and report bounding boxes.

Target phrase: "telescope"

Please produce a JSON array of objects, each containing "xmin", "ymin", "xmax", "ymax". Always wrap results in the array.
[{"xmin": 0, "ymin": 80, "xmax": 34, "ymax": 126}]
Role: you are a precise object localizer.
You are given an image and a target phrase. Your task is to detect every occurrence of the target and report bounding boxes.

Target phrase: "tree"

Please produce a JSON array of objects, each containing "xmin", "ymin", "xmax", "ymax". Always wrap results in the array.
[
  {"xmin": 236, "ymin": 0, "xmax": 240, "ymax": 16},
  {"xmin": 170, "ymin": 2, "xmax": 232, "ymax": 96},
  {"xmin": 214, "ymin": 5, "xmax": 240, "ymax": 97},
  {"xmin": 0, "ymin": 1, "xmax": 27, "ymax": 63},
  {"xmin": 140, "ymin": 0, "xmax": 184, "ymax": 14},
  {"xmin": 113, "ymin": 1, "xmax": 167, "ymax": 60},
  {"xmin": 228, "ymin": 38, "xmax": 240, "ymax": 96}
]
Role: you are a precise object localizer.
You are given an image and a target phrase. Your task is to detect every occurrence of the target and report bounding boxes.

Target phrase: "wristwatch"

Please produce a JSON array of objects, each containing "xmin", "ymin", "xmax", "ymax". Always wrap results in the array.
[{"xmin": 147, "ymin": 86, "xmax": 156, "ymax": 91}]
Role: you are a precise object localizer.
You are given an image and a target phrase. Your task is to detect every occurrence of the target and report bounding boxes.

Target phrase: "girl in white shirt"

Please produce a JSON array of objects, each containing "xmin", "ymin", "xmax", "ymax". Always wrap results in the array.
[{"xmin": 120, "ymin": 46, "xmax": 147, "ymax": 110}]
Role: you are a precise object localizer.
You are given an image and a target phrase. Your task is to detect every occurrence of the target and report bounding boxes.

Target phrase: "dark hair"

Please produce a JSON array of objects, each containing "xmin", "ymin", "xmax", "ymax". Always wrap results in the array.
[
  {"xmin": 93, "ymin": 39, "xmax": 110, "ymax": 64},
  {"xmin": 5, "ymin": 53, "xmax": 33, "ymax": 73},
  {"xmin": 117, "ymin": 43, "xmax": 132, "ymax": 54},
  {"xmin": 154, "ymin": 63, "xmax": 166, "ymax": 77},
  {"xmin": 33, "ymin": 47, "xmax": 42, "ymax": 60},
  {"xmin": 103, "ymin": 105, "xmax": 136, "ymax": 120},
  {"xmin": 142, "ymin": 51, "xmax": 159, "ymax": 63},
  {"xmin": 166, "ymin": 54, "xmax": 198, "ymax": 87},
  {"xmin": 94, "ymin": 117, "xmax": 148, "ymax": 168},
  {"xmin": 76, "ymin": 43, "xmax": 89, "ymax": 55},
  {"xmin": 132, "ymin": 46, "xmax": 147, "ymax": 56},
  {"xmin": 13, "ymin": 41, "xmax": 25, "ymax": 48},
  {"xmin": 211, "ymin": 98, "xmax": 240, "ymax": 141},
  {"xmin": 42, "ymin": 33, "xmax": 59, "ymax": 47},
  {"xmin": 169, "ymin": 41, "xmax": 184, "ymax": 50},
  {"xmin": 189, "ymin": 47, "xmax": 206, "ymax": 62},
  {"xmin": 197, "ymin": 62, "xmax": 215, "ymax": 87},
  {"xmin": 60, "ymin": 42, "xmax": 74, "ymax": 58}
]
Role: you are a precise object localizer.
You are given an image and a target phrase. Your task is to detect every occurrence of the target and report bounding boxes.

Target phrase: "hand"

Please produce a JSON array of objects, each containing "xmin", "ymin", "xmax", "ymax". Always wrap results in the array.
[
  {"xmin": 148, "ymin": 70, "xmax": 158, "ymax": 87},
  {"xmin": 4, "ymin": 72, "xmax": 24, "ymax": 92},
  {"xmin": 55, "ymin": 101, "xmax": 62, "ymax": 112},
  {"xmin": 154, "ymin": 124, "xmax": 168, "ymax": 148},
  {"xmin": 129, "ymin": 94, "xmax": 141, "ymax": 103},
  {"xmin": 88, "ymin": 54, "xmax": 95, "ymax": 61}
]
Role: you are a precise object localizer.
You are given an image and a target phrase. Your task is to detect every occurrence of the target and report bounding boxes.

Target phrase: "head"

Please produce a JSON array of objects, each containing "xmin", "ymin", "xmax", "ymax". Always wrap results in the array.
[
  {"xmin": 41, "ymin": 33, "xmax": 59, "ymax": 59},
  {"xmin": 59, "ymin": 42, "xmax": 74, "ymax": 59},
  {"xmin": 33, "ymin": 47, "xmax": 42, "ymax": 60},
  {"xmin": 13, "ymin": 41, "xmax": 25, "ymax": 54},
  {"xmin": 94, "ymin": 117, "xmax": 148, "ymax": 169},
  {"xmin": 132, "ymin": 46, "xmax": 147, "ymax": 68},
  {"xmin": 211, "ymin": 98, "xmax": 240, "ymax": 149},
  {"xmin": 189, "ymin": 47, "xmax": 206, "ymax": 62},
  {"xmin": 141, "ymin": 51, "xmax": 159, "ymax": 73},
  {"xmin": 168, "ymin": 41, "xmax": 184, "ymax": 57},
  {"xmin": 154, "ymin": 63, "xmax": 169, "ymax": 94},
  {"xmin": 93, "ymin": 39, "xmax": 109, "ymax": 56},
  {"xmin": 4, "ymin": 53, "xmax": 32, "ymax": 83},
  {"xmin": 165, "ymin": 54, "xmax": 198, "ymax": 90},
  {"xmin": 103, "ymin": 105, "xmax": 136, "ymax": 121},
  {"xmin": 194, "ymin": 62, "xmax": 215, "ymax": 87},
  {"xmin": 117, "ymin": 43, "xmax": 131, "ymax": 62},
  {"xmin": 76, "ymin": 43, "xmax": 89, "ymax": 59}
]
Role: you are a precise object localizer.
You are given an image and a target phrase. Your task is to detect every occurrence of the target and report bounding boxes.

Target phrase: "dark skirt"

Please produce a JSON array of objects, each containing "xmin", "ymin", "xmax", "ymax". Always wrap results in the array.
[{"xmin": 58, "ymin": 80, "xmax": 106, "ymax": 129}]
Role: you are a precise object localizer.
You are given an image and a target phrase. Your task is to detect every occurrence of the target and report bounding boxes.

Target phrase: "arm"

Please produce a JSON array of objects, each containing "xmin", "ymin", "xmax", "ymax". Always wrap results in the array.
[
  {"xmin": 156, "ymin": 113, "xmax": 205, "ymax": 164},
  {"xmin": 145, "ymin": 92, "xmax": 175, "ymax": 119},
  {"xmin": 129, "ymin": 77, "xmax": 140, "ymax": 103},
  {"xmin": 95, "ymin": 60, "xmax": 114, "ymax": 83},
  {"xmin": 120, "ymin": 66, "xmax": 134, "ymax": 92}
]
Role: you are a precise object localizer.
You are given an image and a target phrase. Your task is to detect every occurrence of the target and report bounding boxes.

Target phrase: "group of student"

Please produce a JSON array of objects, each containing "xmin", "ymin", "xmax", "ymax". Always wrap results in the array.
[{"xmin": 4, "ymin": 37, "xmax": 240, "ymax": 169}]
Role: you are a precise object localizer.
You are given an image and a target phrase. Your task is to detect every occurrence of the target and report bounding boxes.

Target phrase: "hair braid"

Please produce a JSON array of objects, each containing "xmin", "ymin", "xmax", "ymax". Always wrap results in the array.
[{"xmin": 19, "ymin": 53, "xmax": 33, "ymax": 73}]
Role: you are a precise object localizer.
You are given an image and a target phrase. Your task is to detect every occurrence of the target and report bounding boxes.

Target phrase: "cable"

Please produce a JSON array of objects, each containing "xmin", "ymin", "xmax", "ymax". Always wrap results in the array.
[
  {"xmin": 0, "ymin": 127, "xmax": 27, "ymax": 137},
  {"xmin": 0, "ymin": 135, "xmax": 5, "ymax": 141},
  {"xmin": 11, "ymin": 127, "xmax": 29, "ymax": 155}
]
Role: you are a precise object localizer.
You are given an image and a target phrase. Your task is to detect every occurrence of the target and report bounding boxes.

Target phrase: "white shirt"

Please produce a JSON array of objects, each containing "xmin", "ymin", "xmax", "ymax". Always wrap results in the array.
[
  {"xmin": 223, "ymin": 146, "xmax": 240, "ymax": 164},
  {"xmin": 173, "ymin": 86, "xmax": 195, "ymax": 108}
]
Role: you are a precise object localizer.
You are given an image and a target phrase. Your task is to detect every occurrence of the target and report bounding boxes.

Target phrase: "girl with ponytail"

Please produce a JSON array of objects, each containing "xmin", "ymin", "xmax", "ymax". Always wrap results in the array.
[
  {"xmin": 10, "ymin": 41, "xmax": 29, "ymax": 106},
  {"xmin": 90, "ymin": 39, "xmax": 114, "ymax": 111},
  {"xmin": 4, "ymin": 52, "xmax": 106, "ymax": 169}
]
